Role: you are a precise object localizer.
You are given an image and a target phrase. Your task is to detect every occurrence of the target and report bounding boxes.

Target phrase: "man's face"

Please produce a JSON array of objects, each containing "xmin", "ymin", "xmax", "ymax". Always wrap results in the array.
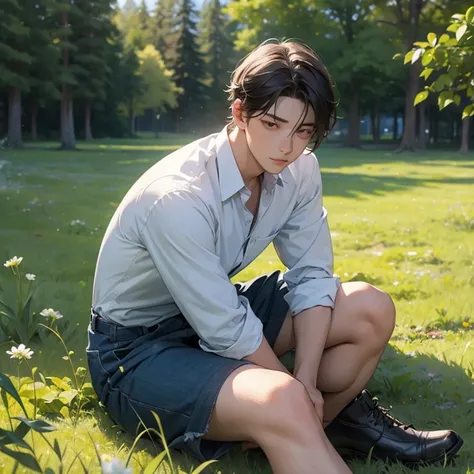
[{"xmin": 242, "ymin": 96, "xmax": 316, "ymax": 173}]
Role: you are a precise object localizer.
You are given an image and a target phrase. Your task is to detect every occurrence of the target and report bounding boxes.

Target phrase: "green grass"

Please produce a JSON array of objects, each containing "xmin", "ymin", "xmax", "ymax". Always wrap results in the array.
[{"xmin": 0, "ymin": 137, "xmax": 473, "ymax": 473}]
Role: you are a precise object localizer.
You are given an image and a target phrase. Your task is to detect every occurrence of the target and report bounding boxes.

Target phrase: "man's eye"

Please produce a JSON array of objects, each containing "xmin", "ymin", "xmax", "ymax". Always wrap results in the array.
[
  {"xmin": 264, "ymin": 121, "xmax": 277, "ymax": 128},
  {"xmin": 298, "ymin": 129, "xmax": 312, "ymax": 136}
]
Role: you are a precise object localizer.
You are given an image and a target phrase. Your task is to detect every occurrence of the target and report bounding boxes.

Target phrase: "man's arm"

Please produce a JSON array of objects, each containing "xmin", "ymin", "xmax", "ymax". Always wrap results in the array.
[
  {"xmin": 244, "ymin": 336, "xmax": 291, "ymax": 374},
  {"xmin": 139, "ymin": 189, "xmax": 265, "ymax": 360},
  {"xmin": 293, "ymin": 306, "xmax": 332, "ymax": 383},
  {"xmin": 273, "ymin": 154, "xmax": 339, "ymax": 381},
  {"xmin": 140, "ymin": 188, "xmax": 292, "ymax": 374}
]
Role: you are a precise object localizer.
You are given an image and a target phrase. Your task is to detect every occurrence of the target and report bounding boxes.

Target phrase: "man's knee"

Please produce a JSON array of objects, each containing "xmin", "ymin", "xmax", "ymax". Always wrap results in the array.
[
  {"xmin": 359, "ymin": 283, "xmax": 396, "ymax": 345},
  {"xmin": 256, "ymin": 374, "xmax": 319, "ymax": 440}
]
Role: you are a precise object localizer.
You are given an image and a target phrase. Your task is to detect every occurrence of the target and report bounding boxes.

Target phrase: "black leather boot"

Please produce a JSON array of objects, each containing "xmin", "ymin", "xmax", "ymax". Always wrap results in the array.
[{"xmin": 325, "ymin": 390, "xmax": 463, "ymax": 467}]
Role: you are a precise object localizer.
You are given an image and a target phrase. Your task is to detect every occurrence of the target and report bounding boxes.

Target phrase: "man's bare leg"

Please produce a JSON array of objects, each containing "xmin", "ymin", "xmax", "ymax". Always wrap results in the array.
[
  {"xmin": 203, "ymin": 365, "xmax": 352, "ymax": 474},
  {"xmin": 273, "ymin": 282, "xmax": 396, "ymax": 424}
]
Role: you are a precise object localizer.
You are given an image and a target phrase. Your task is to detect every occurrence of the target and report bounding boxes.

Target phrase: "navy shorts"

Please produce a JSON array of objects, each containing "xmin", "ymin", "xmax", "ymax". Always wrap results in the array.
[{"xmin": 86, "ymin": 270, "xmax": 290, "ymax": 462}]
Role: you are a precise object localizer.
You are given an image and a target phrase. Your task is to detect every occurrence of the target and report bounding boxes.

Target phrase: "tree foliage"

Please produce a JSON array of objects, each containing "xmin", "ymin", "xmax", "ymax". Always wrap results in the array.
[{"xmin": 404, "ymin": 6, "xmax": 474, "ymax": 120}]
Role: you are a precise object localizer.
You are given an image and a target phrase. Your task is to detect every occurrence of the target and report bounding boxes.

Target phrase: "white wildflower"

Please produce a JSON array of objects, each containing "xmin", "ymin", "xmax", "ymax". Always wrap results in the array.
[
  {"xmin": 26, "ymin": 273, "xmax": 36, "ymax": 281},
  {"xmin": 4, "ymin": 256, "xmax": 23, "ymax": 268},
  {"xmin": 407, "ymin": 251, "xmax": 417, "ymax": 257},
  {"xmin": 40, "ymin": 308, "xmax": 63, "ymax": 320},
  {"xmin": 101, "ymin": 457, "xmax": 133, "ymax": 474},
  {"xmin": 393, "ymin": 281, "xmax": 399, "ymax": 286},
  {"xmin": 6, "ymin": 344, "xmax": 34, "ymax": 360}
]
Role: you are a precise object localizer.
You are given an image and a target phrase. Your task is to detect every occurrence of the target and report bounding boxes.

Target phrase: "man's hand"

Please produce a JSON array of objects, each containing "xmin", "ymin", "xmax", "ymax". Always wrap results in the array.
[{"xmin": 297, "ymin": 375, "xmax": 324, "ymax": 423}]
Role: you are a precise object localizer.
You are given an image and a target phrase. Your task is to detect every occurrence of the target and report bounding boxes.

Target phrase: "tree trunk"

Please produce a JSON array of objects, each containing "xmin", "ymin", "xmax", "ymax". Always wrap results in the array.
[
  {"xmin": 371, "ymin": 100, "xmax": 380, "ymax": 144},
  {"xmin": 460, "ymin": 116, "xmax": 470, "ymax": 153},
  {"xmin": 31, "ymin": 98, "xmax": 38, "ymax": 141},
  {"xmin": 68, "ymin": 97, "xmax": 75, "ymax": 146},
  {"xmin": 396, "ymin": 0, "xmax": 423, "ymax": 152},
  {"xmin": 85, "ymin": 101, "xmax": 93, "ymax": 140},
  {"xmin": 393, "ymin": 113, "xmax": 398, "ymax": 141},
  {"xmin": 418, "ymin": 102, "xmax": 427, "ymax": 150},
  {"xmin": 60, "ymin": 87, "xmax": 75, "ymax": 149},
  {"xmin": 60, "ymin": 10, "xmax": 75, "ymax": 150},
  {"xmin": 8, "ymin": 87, "xmax": 22, "ymax": 148},
  {"xmin": 346, "ymin": 89, "xmax": 360, "ymax": 148},
  {"xmin": 397, "ymin": 63, "xmax": 420, "ymax": 152}
]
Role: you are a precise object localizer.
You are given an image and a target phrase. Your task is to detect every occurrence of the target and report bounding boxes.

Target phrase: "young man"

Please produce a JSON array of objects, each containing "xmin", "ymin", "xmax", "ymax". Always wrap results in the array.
[{"xmin": 87, "ymin": 40, "xmax": 463, "ymax": 473}]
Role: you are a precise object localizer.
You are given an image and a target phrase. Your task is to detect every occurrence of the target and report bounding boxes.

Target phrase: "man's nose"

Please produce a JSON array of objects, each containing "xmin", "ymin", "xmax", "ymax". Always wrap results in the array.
[{"xmin": 279, "ymin": 135, "xmax": 293, "ymax": 154}]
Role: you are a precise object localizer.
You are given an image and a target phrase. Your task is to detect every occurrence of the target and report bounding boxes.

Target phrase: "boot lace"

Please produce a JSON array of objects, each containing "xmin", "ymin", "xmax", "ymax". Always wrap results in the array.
[{"xmin": 371, "ymin": 398, "xmax": 414, "ymax": 431}]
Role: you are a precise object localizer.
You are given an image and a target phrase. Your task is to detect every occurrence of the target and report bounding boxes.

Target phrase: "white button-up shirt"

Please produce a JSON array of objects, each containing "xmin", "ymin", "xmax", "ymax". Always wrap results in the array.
[{"xmin": 92, "ymin": 125, "xmax": 340, "ymax": 360}]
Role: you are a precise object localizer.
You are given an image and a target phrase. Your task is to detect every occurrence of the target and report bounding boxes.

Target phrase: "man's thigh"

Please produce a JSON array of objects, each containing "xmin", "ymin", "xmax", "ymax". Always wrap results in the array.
[{"xmin": 273, "ymin": 281, "xmax": 391, "ymax": 356}]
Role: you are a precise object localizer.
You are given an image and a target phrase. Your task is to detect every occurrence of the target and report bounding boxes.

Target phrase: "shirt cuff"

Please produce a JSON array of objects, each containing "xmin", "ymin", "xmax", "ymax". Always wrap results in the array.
[
  {"xmin": 198, "ymin": 296, "xmax": 264, "ymax": 360},
  {"xmin": 284, "ymin": 276, "xmax": 341, "ymax": 316}
]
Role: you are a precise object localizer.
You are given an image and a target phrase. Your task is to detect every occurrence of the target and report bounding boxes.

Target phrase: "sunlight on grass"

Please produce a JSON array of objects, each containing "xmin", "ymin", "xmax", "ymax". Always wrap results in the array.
[{"xmin": 0, "ymin": 140, "xmax": 473, "ymax": 473}]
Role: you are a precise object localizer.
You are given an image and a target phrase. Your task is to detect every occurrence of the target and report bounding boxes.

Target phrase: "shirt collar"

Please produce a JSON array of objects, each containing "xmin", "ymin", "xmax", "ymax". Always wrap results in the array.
[{"xmin": 215, "ymin": 125, "xmax": 284, "ymax": 202}]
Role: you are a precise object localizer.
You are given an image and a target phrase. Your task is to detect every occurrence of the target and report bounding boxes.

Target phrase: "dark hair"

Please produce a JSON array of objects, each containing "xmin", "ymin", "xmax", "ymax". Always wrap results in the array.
[{"xmin": 226, "ymin": 39, "xmax": 338, "ymax": 151}]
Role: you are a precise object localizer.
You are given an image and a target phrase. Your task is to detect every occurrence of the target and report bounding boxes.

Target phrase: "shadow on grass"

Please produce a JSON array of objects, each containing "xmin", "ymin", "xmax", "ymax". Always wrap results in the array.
[
  {"xmin": 87, "ymin": 344, "xmax": 473, "ymax": 474},
  {"xmin": 322, "ymin": 172, "xmax": 474, "ymax": 198}
]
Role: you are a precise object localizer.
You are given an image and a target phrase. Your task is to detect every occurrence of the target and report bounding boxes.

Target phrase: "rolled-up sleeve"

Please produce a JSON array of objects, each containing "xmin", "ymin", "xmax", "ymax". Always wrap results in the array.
[
  {"xmin": 273, "ymin": 156, "xmax": 340, "ymax": 316},
  {"xmin": 139, "ymin": 189, "xmax": 263, "ymax": 360}
]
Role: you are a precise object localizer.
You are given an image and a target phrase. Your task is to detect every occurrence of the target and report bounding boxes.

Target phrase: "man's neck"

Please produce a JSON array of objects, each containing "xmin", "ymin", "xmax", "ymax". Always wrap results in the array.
[{"xmin": 227, "ymin": 125, "xmax": 264, "ymax": 188}]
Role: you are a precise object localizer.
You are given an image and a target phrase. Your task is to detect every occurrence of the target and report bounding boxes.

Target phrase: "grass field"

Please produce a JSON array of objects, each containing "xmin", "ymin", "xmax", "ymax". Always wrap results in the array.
[{"xmin": 0, "ymin": 136, "xmax": 473, "ymax": 473}]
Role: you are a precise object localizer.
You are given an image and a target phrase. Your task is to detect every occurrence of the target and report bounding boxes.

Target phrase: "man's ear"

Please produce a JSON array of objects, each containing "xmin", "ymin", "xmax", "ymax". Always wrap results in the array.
[{"xmin": 232, "ymin": 99, "xmax": 247, "ymax": 130}]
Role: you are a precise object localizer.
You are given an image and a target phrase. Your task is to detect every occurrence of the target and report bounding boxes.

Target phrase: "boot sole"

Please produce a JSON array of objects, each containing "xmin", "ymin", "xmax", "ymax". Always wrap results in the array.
[{"xmin": 337, "ymin": 436, "xmax": 464, "ymax": 469}]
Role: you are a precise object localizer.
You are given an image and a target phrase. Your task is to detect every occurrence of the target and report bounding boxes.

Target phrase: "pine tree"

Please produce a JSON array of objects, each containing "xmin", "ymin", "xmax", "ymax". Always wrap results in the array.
[
  {"xmin": 169, "ymin": 0, "xmax": 206, "ymax": 132},
  {"xmin": 53, "ymin": 0, "xmax": 82, "ymax": 150},
  {"xmin": 73, "ymin": 0, "xmax": 115, "ymax": 140},
  {"xmin": 0, "ymin": 0, "xmax": 34, "ymax": 147},
  {"xmin": 138, "ymin": 0, "xmax": 151, "ymax": 34},
  {"xmin": 199, "ymin": 0, "xmax": 239, "ymax": 128},
  {"xmin": 150, "ymin": 0, "xmax": 178, "ymax": 59},
  {"xmin": 27, "ymin": 0, "xmax": 60, "ymax": 141}
]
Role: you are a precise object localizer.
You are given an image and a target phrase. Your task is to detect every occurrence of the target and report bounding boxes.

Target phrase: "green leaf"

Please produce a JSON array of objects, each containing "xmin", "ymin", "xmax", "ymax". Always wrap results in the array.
[
  {"xmin": 58, "ymin": 389, "xmax": 78, "ymax": 405},
  {"xmin": 12, "ymin": 417, "xmax": 56, "ymax": 433},
  {"xmin": 53, "ymin": 438, "xmax": 62, "ymax": 461},
  {"xmin": 21, "ymin": 295, "xmax": 32, "ymax": 322},
  {"xmin": 452, "ymin": 14, "xmax": 464, "ymax": 20},
  {"xmin": 414, "ymin": 90, "xmax": 429, "ymax": 106},
  {"xmin": 447, "ymin": 23, "xmax": 460, "ymax": 33},
  {"xmin": 412, "ymin": 48, "xmax": 423, "ymax": 64},
  {"xmin": 0, "ymin": 445, "xmax": 42, "ymax": 472},
  {"xmin": 453, "ymin": 94, "xmax": 461, "ymax": 106},
  {"xmin": 466, "ymin": 6, "xmax": 474, "ymax": 24},
  {"xmin": 14, "ymin": 421, "xmax": 31, "ymax": 442},
  {"xmin": 0, "ymin": 373, "xmax": 27, "ymax": 416},
  {"xmin": 420, "ymin": 68, "xmax": 434, "ymax": 80},
  {"xmin": 434, "ymin": 74, "xmax": 453, "ymax": 92},
  {"xmin": 190, "ymin": 460, "xmax": 218, "ymax": 474},
  {"xmin": 427, "ymin": 33, "xmax": 437, "ymax": 46},
  {"xmin": 60, "ymin": 406, "xmax": 70, "ymax": 419},
  {"xmin": 41, "ymin": 390, "xmax": 59, "ymax": 403},
  {"xmin": 439, "ymin": 33, "xmax": 450, "ymax": 44},
  {"xmin": 404, "ymin": 50, "xmax": 414, "ymax": 64},
  {"xmin": 0, "ymin": 427, "xmax": 32, "ymax": 451},
  {"xmin": 414, "ymin": 41, "xmax": 430, "ymax": 47},
  {"xmin": 421, "ymin": 50, "xmax": 434, "ymax": 66},
  {"xmin": 456, "ymin": 24, "xmax": 467, "ymax": 42},
  {"xmin": 46, "ymin": 377, "xmax": 71, "ymax": 391},
  {"xmin": 462, "ymin": 104, "xmax": 474, "ymax": 119},
  {"xmin": 143, "ymin": 450, "xmax": 167, "ymax": 474},
  {"xmin": 438, "ymin": 91, "xmax": 454, "ymax": 110},
  {"xmin": 392, "ymin": 53, "xmax": 403, "ymax": 60}
]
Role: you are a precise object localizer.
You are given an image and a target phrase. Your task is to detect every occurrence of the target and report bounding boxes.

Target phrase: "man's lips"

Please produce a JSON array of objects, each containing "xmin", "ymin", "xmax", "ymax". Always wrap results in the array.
[{"xmin": 270, "ymin": 158, "xmax": 288, "ymax": 164}]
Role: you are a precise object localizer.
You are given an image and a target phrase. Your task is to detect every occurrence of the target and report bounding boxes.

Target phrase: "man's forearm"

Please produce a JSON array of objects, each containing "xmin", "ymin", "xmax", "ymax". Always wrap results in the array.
[
  {"xmin": 243, "ymin": 336, "xmax": 291, "ymax": 375},
  {"xmin": 293, "ymin": 306, "xmax": 332, "ymax": 383}
]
